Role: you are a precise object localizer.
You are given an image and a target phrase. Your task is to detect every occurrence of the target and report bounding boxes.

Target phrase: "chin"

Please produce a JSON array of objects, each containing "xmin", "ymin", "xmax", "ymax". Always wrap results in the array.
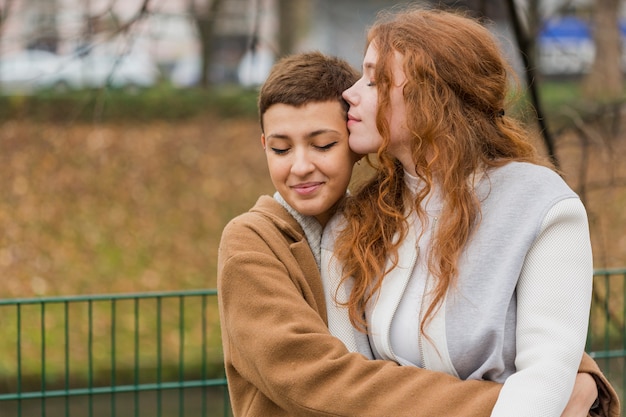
[
  {"xmin": 351, "ymin": 145, "xmax": 377, "ymax": 155},
  {"xmin": 349, "ymin": 139, "xmax": 378, "ymax": 155},
  {"xmin": 298, "ymin": 205, "xmax": 326, "ymax": 219}
]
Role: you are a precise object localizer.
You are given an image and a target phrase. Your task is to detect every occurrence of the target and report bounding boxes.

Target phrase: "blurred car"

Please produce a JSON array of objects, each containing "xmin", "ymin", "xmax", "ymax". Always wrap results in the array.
[
  {"xmin": 237, "ymin": 49, "xmax": 274, "ymax": 87},
  {"xmin": 0, "ymin": 50, "xmax": 68, "ymax": 94},
  {"xmin": 0, "ymin": 50, "xmax": 159, "ymax": 94},
  {"xmin": 170, "ymin": 55, "xmax": 200, "ymax": 88},
  {"xmin": 538, "ymin": 17, "xmax": 594, "ymax": 76},
  {"xmin": 170, "ymin": 48, "xmax": 274, "ymax": 88},
  {"xmin": 63, "ymin": 53, "xmax": 160, "ymax": 91}
]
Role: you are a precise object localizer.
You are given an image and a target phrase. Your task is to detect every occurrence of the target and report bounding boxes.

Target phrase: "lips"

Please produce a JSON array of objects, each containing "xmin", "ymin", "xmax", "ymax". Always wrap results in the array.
[
  {"xmin": 347, "ymin": 113, "xmax": 360, "ymax": 129},
  {"xmin": 291, "ymin": 182, "xmax": 323, "ymax": 195}
]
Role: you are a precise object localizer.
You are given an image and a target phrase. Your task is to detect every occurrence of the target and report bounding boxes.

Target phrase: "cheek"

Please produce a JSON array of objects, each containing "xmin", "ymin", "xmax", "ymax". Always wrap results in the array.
[
  {"xmin": 388, "ymin": 92, "xmax": 409, "ymax": 143},
  {"xmin": 338, "ymin": 152, "xmax": 355, "ymax": 178},
  {"xmin": 328, "ymin": 155, "xmax": 355, "ymax": 193},
  {"xmin": 266, "ymin": 155, "xmax": 288, "ymax": 180},
  {"xmin": 364, "ymin": 95, "xmax": 378, "ymax": 121}
]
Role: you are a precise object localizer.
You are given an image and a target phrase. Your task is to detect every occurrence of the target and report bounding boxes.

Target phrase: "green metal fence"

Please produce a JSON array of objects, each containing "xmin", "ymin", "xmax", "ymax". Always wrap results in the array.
[
  {"xmin": 587, "ymin": 268, "xmax": 626, "ymax": 410},
  {"xmin": 0, "ymin": 269, "xmax": 625, "ymax": 417},
  {"xmin": 0, "ymin": 289, "xmax": 230, "ymax": 417}
]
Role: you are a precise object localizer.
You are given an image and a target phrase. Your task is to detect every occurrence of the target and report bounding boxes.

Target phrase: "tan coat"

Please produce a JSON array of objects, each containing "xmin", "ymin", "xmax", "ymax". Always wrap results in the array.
[{"xmin": 217, "ymin": 196, "xmax": 619, "ymax": 417}]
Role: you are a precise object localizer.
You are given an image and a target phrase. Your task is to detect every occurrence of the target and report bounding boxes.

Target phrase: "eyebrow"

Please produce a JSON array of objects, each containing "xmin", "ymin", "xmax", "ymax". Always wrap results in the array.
[
  {"xmin": 266, "ymin": 128, "xmax": 341, "ymax": 141},
  {"xmin": 363, "ymin": 62, "xmax": 376, "ymax": 72}
]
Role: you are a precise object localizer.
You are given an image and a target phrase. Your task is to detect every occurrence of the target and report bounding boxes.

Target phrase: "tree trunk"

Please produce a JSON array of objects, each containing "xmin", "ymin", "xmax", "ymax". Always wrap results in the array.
[
  {"xmin": 191, "ymin": 0, "xmax": 224, "ymax": 89},
  {"xmin": 0, "ymin": 0, "xmax": 15, "ymax": 37},
  {"xmin": 582, "ymin": 0, "xmax": 623, "ymax": 101},
  {"xmin": 504, "ymin": 0, "xmax": 560, "ymax": 169},
  {"xmin": 29, "ymin": 0, "xmax": 59, "ymax": 52},
  {"xmin": 277, "ymin": 0, "xmax": 297, "ymax": 58}
]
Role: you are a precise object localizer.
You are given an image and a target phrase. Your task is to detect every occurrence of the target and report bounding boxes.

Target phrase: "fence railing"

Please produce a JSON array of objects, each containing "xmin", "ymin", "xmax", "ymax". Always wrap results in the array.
[
  {"xmin": 0, "ymin": 269, "xmax": 625, "ymax": 417},
  {"xmin": 0, "ymin": 289, "xmax": 230, "ymax": 417},
  {"xmin": 587, "ymin": 268, "xmax": 626, "ymax": 409}
]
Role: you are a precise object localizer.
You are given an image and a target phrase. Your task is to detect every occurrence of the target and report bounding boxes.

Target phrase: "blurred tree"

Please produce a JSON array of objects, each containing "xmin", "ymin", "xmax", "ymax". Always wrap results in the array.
[
  {"xmin": 188, "ymin": 0, "xmax": 224, "ymax": 88},
  {"xmin": 278, "ymin": 0, "xmax": 297, "ymax": 57},
  {"xmin": 449, "ymin": 0, "xmax": 560, "ymax": 167},
  {"xmin": 276, "ymin": 0, "xmax": 297, "ymax": 58},
  {"xmin": 75, "ymin": 0, "xmax": 151, "ymax": 55},
  {"xmin": 504, "ymin": 0, "xmax": 560, "ymax": 168},
  {"xmin": 582, "ymin": 0, "xmax": 623, "ymax": 101},
  {"xmin": 27, "ymin": 0, "xmax": 59, "ymax": 52},
  {"xmin": 114, "ymin": 0, "xmax": 151, "ymax": 33},
  {"xmin": 277, "ymin": 0, "xmax": 311, "ymax": 58},
  {"xmin": 0, "ymin": 0, "xmax": 15, "ymax": 37},
  {"xmin": 441, "ymin": 0, "xmax": 507, "ymax": 20}
]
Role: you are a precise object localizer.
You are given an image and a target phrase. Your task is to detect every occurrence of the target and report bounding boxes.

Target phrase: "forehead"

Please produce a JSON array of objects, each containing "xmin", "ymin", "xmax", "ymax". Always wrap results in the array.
[
  {"xmin": 263, "ymin": 101, "xmax": 347, "ymax": 137},
  {"xmin": 363, "ymin": 43, "xmax": 406, "ymax": 85},
  {"xmin": 362, "ymin": 43, "xmax": 378, "ymax": 73}
]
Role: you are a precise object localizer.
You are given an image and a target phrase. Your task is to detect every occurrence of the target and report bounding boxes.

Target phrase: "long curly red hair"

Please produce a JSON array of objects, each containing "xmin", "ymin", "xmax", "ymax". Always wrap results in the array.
[{"xmin": 334, "ymin": 6, "xmax": 547, "ymax": 334}]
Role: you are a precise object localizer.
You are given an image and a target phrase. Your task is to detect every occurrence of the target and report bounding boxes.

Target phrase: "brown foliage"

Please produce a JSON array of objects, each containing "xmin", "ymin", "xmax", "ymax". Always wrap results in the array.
[
  {"xmin": 0, "ymin": 116, "xmax": 273, "ymax": 298},
  {"xmin": 0, "ymin": 113, "xmax": 624, "ymax": 300},
  {"xmin": 555, "ymin": 117, "xmax": 626, "ymax": 269}
]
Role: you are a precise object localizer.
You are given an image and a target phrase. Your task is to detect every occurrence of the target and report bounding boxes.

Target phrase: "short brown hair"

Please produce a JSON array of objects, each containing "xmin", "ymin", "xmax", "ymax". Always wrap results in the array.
[{"xmin": 258, "ymin": 51, "xmax": 360, "ymax": 131}]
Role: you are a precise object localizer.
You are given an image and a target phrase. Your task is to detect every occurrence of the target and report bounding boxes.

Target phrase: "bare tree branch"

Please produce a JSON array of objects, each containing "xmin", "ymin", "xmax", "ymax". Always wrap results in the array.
[
  {"xmin": 247, "ymin": 0, "xmax": 261, "ymax": 53},
  {"xmin": 114, "ymin": 0, "xmax": 151, "ymax": 34},
  {"xmin": 582, "ymin": 0, "xmax": 623, "ymax": 100},
  {"xmin": 0, "ymin": 0, "xmax": 15, "ymax": 36},
  {"xmin": 188, "ymin": 0, "xmax": 224, "ymax": 88},
  {"xmin": 504, "ymin": 0, "xmax": 560, "ymax": 170}
]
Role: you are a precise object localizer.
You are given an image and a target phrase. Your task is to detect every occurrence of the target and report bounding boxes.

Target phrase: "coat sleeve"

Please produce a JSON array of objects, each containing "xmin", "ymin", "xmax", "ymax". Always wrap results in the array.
[
  {"xmin": 579, "ymin": 353, "xmax": 621, "ymax": 416},
  {"xmin": 217, "ymin": 217, "xmax": 502, "ymax": 417},
  {"xmin": 491, "ymin": 198, "xmax": 595, "ymax": 417}
]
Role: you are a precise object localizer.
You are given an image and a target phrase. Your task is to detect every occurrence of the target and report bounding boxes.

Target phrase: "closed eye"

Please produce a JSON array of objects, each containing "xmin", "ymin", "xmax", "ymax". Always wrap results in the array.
[
  {"xmin": 270, "ymin": 147, "xmax": 289, "ymax": 155},
  {"xmin": 315, "ymin": 141, "xmax": 338, "ymax": 151}
]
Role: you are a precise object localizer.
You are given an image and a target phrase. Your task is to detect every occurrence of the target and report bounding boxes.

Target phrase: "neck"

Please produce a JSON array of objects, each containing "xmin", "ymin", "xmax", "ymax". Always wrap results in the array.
[{"xmin": 390, "ymin": 142, "xmax": 436, "ymax": 177}]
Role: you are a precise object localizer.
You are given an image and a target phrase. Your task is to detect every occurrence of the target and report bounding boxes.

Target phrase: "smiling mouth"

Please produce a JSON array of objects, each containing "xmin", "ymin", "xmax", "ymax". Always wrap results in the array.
[{"xmin": 291, "ymin": 182, "xmax": 322, "ymax": 195}]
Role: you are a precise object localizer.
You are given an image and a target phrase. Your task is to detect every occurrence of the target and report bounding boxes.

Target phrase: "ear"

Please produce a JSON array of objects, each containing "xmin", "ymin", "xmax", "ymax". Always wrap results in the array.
[{"xmin": 261, "ymin": 133, "xmax": 266, "ymax": 150}]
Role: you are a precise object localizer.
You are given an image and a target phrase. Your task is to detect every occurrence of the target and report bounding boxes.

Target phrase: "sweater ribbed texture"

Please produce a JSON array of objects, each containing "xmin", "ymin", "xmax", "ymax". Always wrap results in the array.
[{"xmin": 273, "ymin": 192, "xmax": 322, "ymax": 269}]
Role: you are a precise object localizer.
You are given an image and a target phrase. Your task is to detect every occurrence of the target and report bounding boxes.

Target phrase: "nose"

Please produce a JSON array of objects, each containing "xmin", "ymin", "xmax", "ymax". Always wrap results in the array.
[
  {"xmin": 342, "ymin": 85, "xmax": 357, "ymax": 106},
  {"xmin": 291, "ymin": 148, "xmax": 315, "ymax": 177}
]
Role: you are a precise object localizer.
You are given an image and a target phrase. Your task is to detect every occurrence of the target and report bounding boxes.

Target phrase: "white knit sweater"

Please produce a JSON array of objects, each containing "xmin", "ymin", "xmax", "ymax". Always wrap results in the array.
[{"xmin": 322, "ymin": 162, "xmax": 593, "ymax": 417}]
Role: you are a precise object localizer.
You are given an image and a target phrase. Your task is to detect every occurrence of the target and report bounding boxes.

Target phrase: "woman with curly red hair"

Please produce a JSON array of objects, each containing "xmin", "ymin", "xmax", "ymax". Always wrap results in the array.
[{"xmin": 322, "ymin": 6, "xmax": 618, "ymax": 416}]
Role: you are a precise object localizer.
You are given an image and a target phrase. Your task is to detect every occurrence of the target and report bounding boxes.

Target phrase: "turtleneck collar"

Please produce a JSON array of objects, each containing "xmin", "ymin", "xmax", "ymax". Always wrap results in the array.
[
  {"xmin": 273, "ymin": 192, "xmax": 323, "ymax": 269},
  {"xmin": 403, "ymin": 170, "xmax": 444, "ymax": 213}
]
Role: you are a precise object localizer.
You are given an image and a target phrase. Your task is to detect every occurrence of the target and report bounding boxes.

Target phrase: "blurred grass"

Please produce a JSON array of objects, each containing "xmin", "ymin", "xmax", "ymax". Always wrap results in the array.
[
  {"xmin": 0, "ymin": 84, "xmax": 260, "ymax": 123},
  {"xmin": 0, "ymin": 112, "xmax": 273, "ymax": 298},
  {"xmin": 0, "ymin": 86, "xmax": 272, "ymax": 297}
]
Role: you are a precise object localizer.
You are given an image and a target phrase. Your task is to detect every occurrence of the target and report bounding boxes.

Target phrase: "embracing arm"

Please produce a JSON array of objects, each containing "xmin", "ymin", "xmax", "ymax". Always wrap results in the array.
[
  {"xmin": 562, "ymin": 353, "xmax": 622, "ymax": 417},
  {"xmin": 491, "ymin": 198, "xmax": 600, "ymax": 416},
  {"xmin": 218, "ymin": 216, "xmax": 501, "ymax": 417}
]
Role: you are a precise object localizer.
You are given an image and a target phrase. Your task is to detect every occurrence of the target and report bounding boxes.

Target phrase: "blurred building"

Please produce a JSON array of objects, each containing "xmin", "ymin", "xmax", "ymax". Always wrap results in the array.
[
  {"xmin": 1, "ymin": 0, "xmax": 625, "ymax": 89},
  {"xmin": 300, "ymin": 0, "xmax": 522, "ymax": 73},
  {"xmin": 0, "ymin": 0, "xmax": 266, "ymax": 86}
]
